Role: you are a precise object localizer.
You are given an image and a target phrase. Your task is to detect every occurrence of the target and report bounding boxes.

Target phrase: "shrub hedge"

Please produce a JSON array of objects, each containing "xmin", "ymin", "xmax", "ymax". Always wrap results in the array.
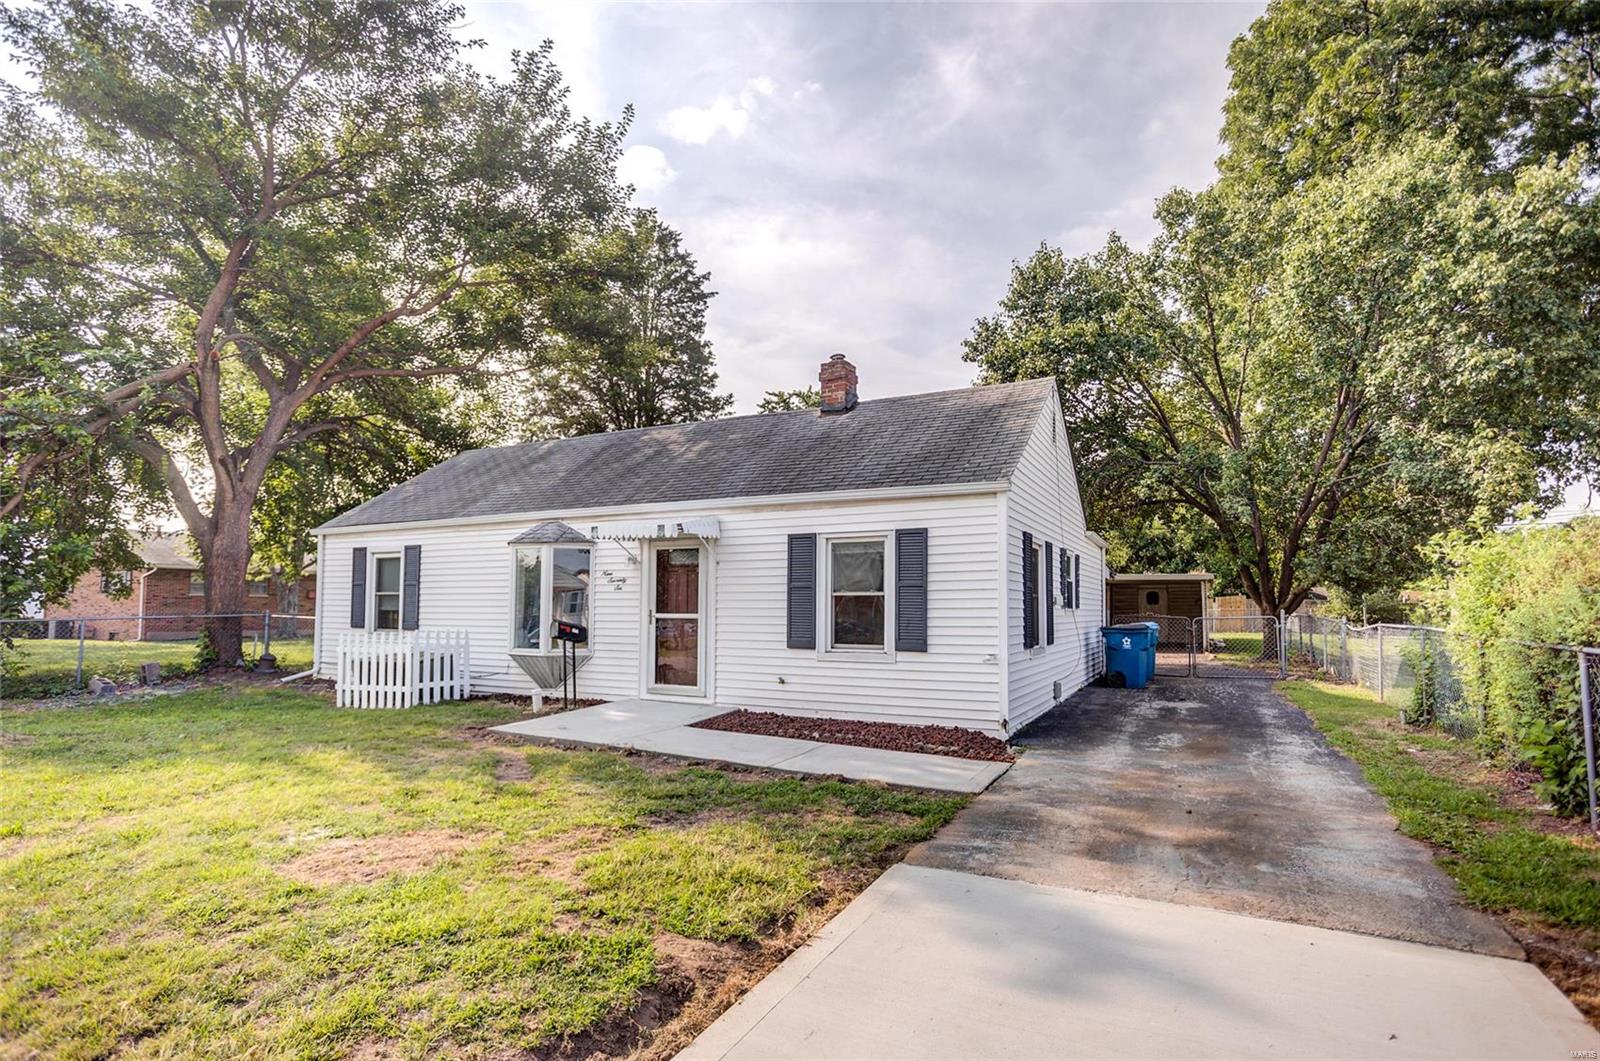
[{"xmin": 1429, "ymin": 518, "xmax": 1600, "ymax": 815}]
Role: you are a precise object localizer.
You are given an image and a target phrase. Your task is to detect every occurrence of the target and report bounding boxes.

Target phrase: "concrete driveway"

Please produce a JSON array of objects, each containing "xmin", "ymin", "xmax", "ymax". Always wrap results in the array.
[
  {"xmin": 910, "ymin": 677, "xmax": 1516, "ymax": 955},
  {"xmin": 684, "ymin": 864, "xmax": 1596, "ymax": 1060},
  {"xmin": 684, "ymin": 678, "xmax": 1599, "ymax": 1058}
]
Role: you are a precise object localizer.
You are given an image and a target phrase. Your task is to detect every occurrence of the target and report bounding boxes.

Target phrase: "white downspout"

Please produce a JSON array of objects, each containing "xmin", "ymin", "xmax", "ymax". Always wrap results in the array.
[
  {"xmin": 311, "ymin": 533, "xmax": 325, "ymax": 679},
  {"xmin": 135, "ymin": 568, "xmax": 156, "ymax": 641},
  {"xmin": 996, "ymin": 490, "xmax": 1010, "ymax": 734}
]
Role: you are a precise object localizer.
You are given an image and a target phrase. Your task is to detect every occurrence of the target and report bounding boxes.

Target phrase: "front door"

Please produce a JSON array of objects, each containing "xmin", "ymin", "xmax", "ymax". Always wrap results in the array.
[{"xmin": 650, "ymin": 543, "xmax": 703, "ymax": 694}]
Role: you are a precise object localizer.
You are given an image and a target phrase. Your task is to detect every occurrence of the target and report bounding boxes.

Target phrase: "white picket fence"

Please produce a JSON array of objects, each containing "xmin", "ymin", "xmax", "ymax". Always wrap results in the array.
[{"xmin": 335, "ymin": 629, "xmax": 471, "ymax": 708}]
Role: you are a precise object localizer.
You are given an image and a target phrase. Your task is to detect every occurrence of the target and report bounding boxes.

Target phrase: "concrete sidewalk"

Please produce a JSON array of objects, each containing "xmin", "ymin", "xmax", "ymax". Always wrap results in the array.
[
  {"xmin": 490, "ymin": 700, "xmax": 1011, "ymax": 794},
  {"xmin": 683, "ymin": 864, "xmax": 1600, "ymax": 1060}
]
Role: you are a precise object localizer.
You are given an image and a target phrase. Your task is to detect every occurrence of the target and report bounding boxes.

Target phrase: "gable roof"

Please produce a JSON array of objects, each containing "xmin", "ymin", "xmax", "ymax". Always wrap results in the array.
[
  {"xmin": 321, "ymin": 378, "xmax": 1057, "ymax": 531},
  {"xmin": 508, "ymin": 521, "xmax": 590, "ymax": 545},
  {"xmin": 136, "ymin": 532, "xmax": 199, "ymax": 571}
]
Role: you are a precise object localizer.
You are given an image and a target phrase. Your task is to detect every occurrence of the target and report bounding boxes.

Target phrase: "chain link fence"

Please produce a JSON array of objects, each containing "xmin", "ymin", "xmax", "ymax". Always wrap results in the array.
[
  {"xmin": 0, "ymin": 613, "xmax": 315, "ymax": 699},
  {"xmin": 1288, "ymin": 615, "xmax": 1600, "ymax": 833},
  {"xmin": 1287, "ymin": 617, "xmax": 1472, "ymax": 734}
]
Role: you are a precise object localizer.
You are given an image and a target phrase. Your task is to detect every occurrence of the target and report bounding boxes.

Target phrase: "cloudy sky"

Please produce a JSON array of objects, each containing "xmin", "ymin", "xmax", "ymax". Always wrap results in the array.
[{"xmin": 458, "ymin": 1, "xmax": 1265, "ymax": 411}]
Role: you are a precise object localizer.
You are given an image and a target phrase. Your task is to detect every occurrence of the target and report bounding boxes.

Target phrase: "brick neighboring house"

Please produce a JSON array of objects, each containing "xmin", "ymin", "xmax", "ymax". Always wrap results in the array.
[{"xmin": 43, "ymin": 533, "xmax": 317, "ymax": 641}]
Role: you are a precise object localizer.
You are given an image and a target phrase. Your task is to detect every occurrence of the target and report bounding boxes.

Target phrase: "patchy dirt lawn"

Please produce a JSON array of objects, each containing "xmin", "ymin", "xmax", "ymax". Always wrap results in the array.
[{"xmin": 0, "ymin": 685, "xmax": 965, "ymax": 1058}]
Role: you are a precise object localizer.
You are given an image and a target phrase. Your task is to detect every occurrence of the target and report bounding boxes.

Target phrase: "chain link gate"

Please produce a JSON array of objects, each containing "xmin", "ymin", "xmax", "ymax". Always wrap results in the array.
[
  {"xmin": 1193, "ymin": 614, "xmax": 1285, "ymax": 679},
  {"xmin": 1109, "ymin": 613, "xmax": 1287, "ymax": 679},
  {"xmin": 1112, "ymin": 614, "xmax": 1195, "ymax": 677}
]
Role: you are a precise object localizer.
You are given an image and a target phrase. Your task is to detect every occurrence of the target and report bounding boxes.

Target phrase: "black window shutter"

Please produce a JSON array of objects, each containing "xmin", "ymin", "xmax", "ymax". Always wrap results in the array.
[
  {"xmin": 787, "ymin": 534, "xmax": 817, "ymax": 649},
  {"xmin": 350, "ymin": 547, "xmax": 367, "ymax": 628},
  {"xmin": 401, "ymin": 544, "xmax": 421, "ymax": 631},
  {"xmin": 1021, "ymin": 531, "xmax": 1036, "ymax": 649},
  {"xmin": 895, "ymin": 528, "xmax": 929, "ymax": 652},
  {"xmin": 1044, "ymin": 543, "xmax": 1055, "ymax": 645},
  {"xmin": 1074, "ymin": 553, "xmax": 1082, "ymax": 615},
  {"xmin": 1061, "ymin": 545, "xmax": 1072, "ymax": 609}
]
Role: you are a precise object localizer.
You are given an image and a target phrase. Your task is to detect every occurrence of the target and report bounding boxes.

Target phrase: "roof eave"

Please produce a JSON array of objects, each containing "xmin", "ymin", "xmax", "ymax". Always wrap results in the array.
[{"xmin": 315, "ymin": 479, "xmax": 1012, "ymax": 536}]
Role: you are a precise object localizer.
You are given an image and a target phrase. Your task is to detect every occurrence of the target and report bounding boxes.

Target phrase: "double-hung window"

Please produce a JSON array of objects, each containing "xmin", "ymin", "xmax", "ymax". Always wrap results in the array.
[
  {"xmin": 513, "ymin": 545, "xmax": 592, "ymax": 651},
  {"xmin": 828, "ymin": 537, "xmax": 887, "ymax": 650},
  {"xmin": 372, "ymin": 554, "xmax": 402, "ymax": 630}
]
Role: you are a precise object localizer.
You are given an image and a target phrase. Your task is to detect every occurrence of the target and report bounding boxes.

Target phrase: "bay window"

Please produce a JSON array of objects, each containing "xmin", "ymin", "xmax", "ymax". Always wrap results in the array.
[{"xmin": 512, "ymin": 544, "xmax": 591, "ymax": 651}]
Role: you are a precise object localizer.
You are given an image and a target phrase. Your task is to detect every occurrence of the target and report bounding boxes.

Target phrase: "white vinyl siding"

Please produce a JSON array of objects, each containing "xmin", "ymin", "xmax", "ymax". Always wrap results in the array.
[
  {"xmin": 314, "ymin": 490, "xmax": 1006, "ymax": 729},
  {"xmin": 315, "ymin": 526, "xmax": 641, "ymax": 700},
  {"xmin": 1005, "ymin": 389, "xmax": 1104, "ymax": 732},
  {"xmin": 713, "ymin": 493, "xmax": 1002, "ymax": 731}
]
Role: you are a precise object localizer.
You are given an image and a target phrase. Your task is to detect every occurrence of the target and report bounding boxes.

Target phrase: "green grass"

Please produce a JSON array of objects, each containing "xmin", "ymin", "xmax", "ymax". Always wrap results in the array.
[
  {"xmin": 0, "ymin": 686, "xmax": 965, "ymax": 1058},
  {"xmin": 0, "ymin": 638, "xmax": 315, "ymax": 697},
  {"xmin": 1279, "ymin": 679, "xmax": 1600, "ymax": 935},
  {"xmin": 1209, "ymin": 631, "xmax": 1266, "ymax": 663}
]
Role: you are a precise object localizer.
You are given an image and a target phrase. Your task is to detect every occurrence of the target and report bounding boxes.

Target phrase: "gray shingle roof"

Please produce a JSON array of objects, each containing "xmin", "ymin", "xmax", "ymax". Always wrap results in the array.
[
  {"xmin": 321, "ymin": 378, "xmax": 1055, "ymax": 530},
  {"xmin": 136, "ymin": 532, "xmax": 199, "ymax": 570},
  {"xmin": 508, "ymin": 521, "xmax": 589, "ymax": 545}
]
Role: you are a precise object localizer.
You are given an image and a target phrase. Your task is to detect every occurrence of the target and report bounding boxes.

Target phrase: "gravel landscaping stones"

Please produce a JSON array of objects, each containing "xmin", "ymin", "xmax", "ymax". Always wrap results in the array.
[{"xmin": 691, "ymin": 710, "xmax": 1015, "ymax": 763}]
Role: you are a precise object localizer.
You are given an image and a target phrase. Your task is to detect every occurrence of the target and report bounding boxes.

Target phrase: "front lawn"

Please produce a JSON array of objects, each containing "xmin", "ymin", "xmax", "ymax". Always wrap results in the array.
[
  {"xmin": 1280, "ymin": 679, "xmax": 1600, "ymax": 1020},
  {"xmin": 1, "ymin": 637, "xmax": 315, "ymax": 698},
  {"xmin": 0, "ymin": 686, "xmax": 964, "ymax": 1058}
]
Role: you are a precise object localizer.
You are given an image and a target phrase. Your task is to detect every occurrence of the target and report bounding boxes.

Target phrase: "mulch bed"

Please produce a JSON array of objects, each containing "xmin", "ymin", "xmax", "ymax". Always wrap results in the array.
[{"xmin": 691, "ymin": 709, "xmax": 1015, "ymax": 762}]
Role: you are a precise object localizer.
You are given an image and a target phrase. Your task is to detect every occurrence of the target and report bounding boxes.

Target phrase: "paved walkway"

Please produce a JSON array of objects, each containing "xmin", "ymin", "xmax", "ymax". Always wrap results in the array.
[
  {"xmin": 684, "ymin": 864, "xmax": 1598, "ymax": 1060},
  {"xmin": 491, "ymin": 700, "xmax": 1010, "ymax": 794},
  {"xmin": 910, "ymin": 677, "xmax": 1516, "ymax": 954},
  {"xmin": 685, "ymin": 679, "xmax": 1598, "ymax": 1058}
]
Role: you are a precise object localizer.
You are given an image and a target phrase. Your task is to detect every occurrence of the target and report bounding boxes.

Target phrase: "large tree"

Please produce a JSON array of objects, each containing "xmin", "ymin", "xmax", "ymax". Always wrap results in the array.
[
  {"xmin": 247, "ymin": 382, "xmax": 494, "ymax": 622},
  {"xmin": 1222, "ymin": 0, "xmax": 1600, "ymax": 190},
  {"xmin": 0, "ymin": 0, "xmax": 626, "ymax": 657},
  {"xmin": 531, "ymin": 210, "xmax": 730, "ymax": 436},
  {"xmin": 966, "ymin": 138, "xmax": 1599, "ymax": 616}
]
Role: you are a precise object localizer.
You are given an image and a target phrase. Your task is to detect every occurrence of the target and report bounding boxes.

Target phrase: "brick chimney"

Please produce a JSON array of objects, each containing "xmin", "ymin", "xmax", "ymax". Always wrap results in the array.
[{"xmin": 818, "ymin": 354, "xmax": 858, "ymax": 413}]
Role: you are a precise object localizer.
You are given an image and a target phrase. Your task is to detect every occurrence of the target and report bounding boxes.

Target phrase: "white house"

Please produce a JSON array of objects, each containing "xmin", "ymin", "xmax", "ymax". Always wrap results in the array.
[{"xmin": 312, "ymin": 356, "xmax": 1107, "ymax": 735}]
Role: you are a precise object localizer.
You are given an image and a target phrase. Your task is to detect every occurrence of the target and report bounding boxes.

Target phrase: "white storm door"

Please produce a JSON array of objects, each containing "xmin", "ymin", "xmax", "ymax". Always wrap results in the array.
[{"xmin": 649, "ymin": 543, "xmax": 704, "ymax": 693}]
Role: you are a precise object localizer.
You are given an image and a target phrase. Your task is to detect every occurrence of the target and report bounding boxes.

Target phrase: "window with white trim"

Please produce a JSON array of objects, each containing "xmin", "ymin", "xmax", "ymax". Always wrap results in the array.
[
  {"xmin": 372, "ymin": 553, "xmax": 402, "ymax": 630},
  {"xmin": 188, "ymin": 571, "xmax": 206, "ymax": 597},
  {"xmin": 828, "ymin": 537, "xmax": 887, "ymax": 650},
  {"xmin": 513, "ymin": 544, "xmax": 591, "ymax": 650}
]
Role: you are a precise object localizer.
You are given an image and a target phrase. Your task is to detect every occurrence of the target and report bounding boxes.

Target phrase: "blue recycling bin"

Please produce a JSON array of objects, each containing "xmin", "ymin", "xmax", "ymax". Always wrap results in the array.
[
  {"xmin": 1101, "ymin": 624, "xmax": 1157, "ymax": 688},
  {"xmin": 1141, "ymin": 621, "xmax": 1161, "ymax": 677}
]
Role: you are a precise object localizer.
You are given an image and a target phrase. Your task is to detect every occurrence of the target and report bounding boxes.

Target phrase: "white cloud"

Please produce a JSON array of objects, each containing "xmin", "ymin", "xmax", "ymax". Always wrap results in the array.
[
  {"xmin": 661, "ymin": 75, "xmax": 781, "ymax": 145},
  {"xmin": 457, "ymin": 1, "xmax": 612, "ymax": 122},
  {"xmin": 616, "ymin": 144, "xmax": 676, "ymax": 191}
]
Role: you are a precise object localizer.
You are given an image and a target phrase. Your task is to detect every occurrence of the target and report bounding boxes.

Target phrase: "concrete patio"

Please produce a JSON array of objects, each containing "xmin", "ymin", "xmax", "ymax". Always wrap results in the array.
[{"xmin": 490, "ymin": 699, "xmax": 1012, "ymax": 794}]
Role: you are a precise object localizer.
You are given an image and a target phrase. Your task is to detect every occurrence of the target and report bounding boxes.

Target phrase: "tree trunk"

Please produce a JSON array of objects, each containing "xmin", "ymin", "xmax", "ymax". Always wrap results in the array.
[
  {"xmin": 203, "ymin": 501, "xmax": 253, "ymax": 666},
  {"xmin": 274, "ymin": 551, "xmax": 304, "ymax": 639}
]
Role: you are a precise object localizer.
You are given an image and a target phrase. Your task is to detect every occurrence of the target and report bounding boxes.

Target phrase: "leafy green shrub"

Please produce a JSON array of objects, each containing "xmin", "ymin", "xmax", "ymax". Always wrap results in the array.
[
  {"xmin": 1400, "ymin": 637, "xmax": 1440, "ymax": 727},
  {"xmin": 1432, "ymin": 518, "xmax": 1600, "ymax": 815},
  {"xmin": 193, "ymin": 627, "xmax": 220, "ymax": 672}
]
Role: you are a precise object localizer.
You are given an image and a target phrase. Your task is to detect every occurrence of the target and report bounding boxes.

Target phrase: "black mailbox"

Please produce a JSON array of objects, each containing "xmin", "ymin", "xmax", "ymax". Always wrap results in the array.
[{"xmin": 553, "ymin": 620, "xmax": 587, "ymax": 644}]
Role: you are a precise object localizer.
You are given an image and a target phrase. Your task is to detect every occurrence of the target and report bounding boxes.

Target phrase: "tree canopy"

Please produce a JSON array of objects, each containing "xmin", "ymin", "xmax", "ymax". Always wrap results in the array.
[
  {"xmin": 967, "ymin": 136, "xmax": 1600, "ymax": 614},
  {"xmin": 967, "ymin": 0, "xmax": 1600, "ymax": 613},
  {"xmin": 530, "ymin": 210, "xmax": 731, "ymax": 436},
  {"xmin": 756, "ymin": 387, "xmax": 821, "ymax": 413},
  {"xmin": 0, "ymin": 0, "xmax": 652, "ymax": 651},
  {"xmin": 1222, "ymin": 0, "xmax": 1600, "ymax": 189}
]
